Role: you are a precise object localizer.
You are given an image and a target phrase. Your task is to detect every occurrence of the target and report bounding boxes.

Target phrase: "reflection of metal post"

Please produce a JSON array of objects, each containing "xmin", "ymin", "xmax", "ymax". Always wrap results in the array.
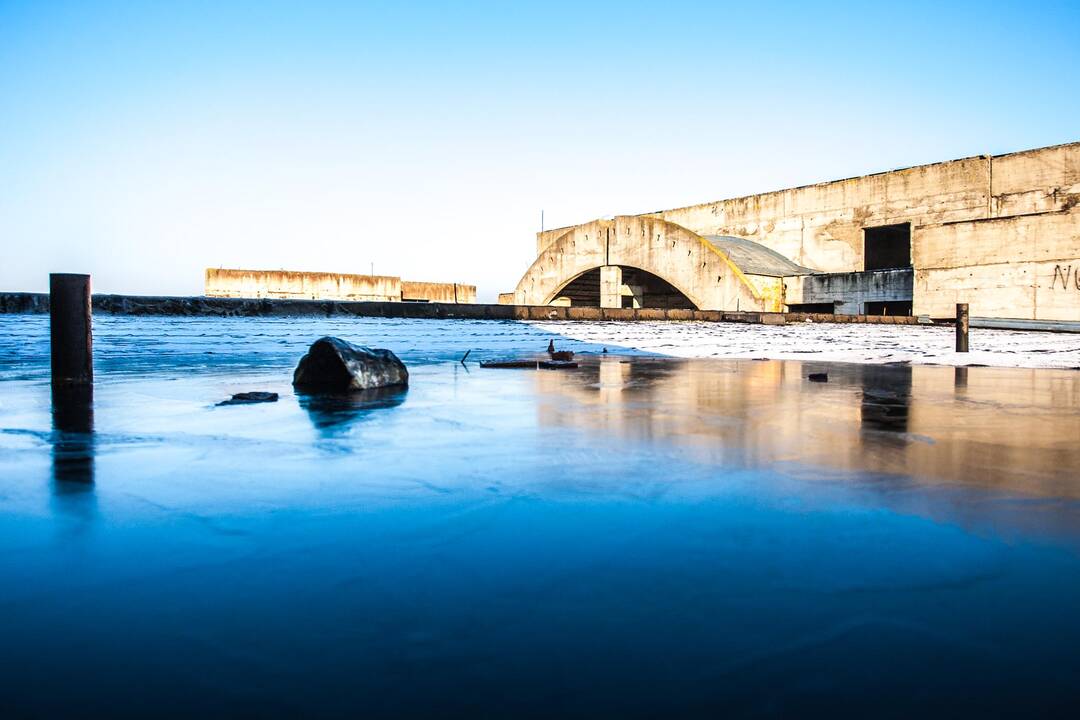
[
  {"xmin": 51, "ymin": 384, "xmax": 95, "ymax": 484},
  {"xmin": 955, "ymin": 303, "xmax": 969, "ymax": 353},
  {"xmin": 50, "ymin": 274, "xmax": 93, "ymax": 387}
]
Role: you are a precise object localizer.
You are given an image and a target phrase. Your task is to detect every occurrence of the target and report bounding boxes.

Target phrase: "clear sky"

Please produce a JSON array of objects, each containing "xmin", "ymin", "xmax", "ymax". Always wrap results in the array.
[{"xmin": 2, "ymin": 0, "xmax": 1078, "ymax": 301}]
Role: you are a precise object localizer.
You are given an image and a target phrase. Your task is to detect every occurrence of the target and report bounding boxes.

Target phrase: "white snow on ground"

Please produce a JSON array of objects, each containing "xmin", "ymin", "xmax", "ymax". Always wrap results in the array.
[{"xmin": 532, "ymin": 319, "xmax": 1080, "ymax": 369}]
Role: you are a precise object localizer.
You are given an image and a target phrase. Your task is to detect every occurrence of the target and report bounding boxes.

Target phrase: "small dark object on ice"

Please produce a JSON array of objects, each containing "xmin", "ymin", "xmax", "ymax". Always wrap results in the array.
[
  {"xmin": 602, "ymin": 347, "xmax": 608, "ymax": 354},
  {"xmin": 545, "ymin": 339, "xmax": 574, "ymax": 361},
  {"xmin": 293, "ymin": 336, "xmax": 408, "ymax": 392},
  {"xmin": 218, "ymin": 391, "xmax": 279, "ymax": 406},
  {"xmin": 460, "ymin": 349, "xmax": 471, "ymax": 365},
  {"xmin": 808, "ymin": 373, "xmax": 828, "ymax": 383},
  {"xmin": 481, "ymin": 359, "xmax": 578, "ymax": 370}
]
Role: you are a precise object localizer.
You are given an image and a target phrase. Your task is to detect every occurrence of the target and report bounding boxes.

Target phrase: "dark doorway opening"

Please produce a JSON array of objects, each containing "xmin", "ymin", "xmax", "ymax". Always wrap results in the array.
[
  {"xmin": 554, "ymin": 267, "xmax": 696, "ymax": 309},
  {"xmin": 787, "ymin": 302, "xmax": 836, "ymax": 314},
  {"xmin": 863, "ymin": 300, "xmax": 913, "ymax": 316},
  {"xmin": 864, "ymin": 223, "xmax": 911, "ymax": 271}
]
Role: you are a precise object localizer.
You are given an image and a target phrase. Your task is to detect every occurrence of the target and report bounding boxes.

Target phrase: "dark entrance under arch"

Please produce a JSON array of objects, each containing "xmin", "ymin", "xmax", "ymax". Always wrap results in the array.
[{"xmin": 554, "ymin": 267, "xmax": 697, "ymax": 309}]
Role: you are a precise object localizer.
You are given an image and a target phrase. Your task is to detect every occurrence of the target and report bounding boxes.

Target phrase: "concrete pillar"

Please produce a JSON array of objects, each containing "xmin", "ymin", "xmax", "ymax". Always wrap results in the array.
[{"xmin": 600, "ymin": 266, "xmax": 622, "ymax": 309}]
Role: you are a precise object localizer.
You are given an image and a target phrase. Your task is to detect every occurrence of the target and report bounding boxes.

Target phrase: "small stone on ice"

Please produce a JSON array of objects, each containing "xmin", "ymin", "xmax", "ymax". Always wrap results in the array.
[{"xmin": 218, "ymin": 391, "xmax": 279, "ymax": 406}]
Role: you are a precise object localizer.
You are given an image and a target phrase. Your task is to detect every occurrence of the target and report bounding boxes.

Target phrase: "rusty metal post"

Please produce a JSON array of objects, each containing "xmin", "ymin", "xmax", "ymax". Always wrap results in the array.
[
  {"xmin": 955, "ymin": 303, "xmax": 969, "ymax": 353},
  {"xmin": 50, "ymin": 273, "xmax": 93, "ymax": 387}
]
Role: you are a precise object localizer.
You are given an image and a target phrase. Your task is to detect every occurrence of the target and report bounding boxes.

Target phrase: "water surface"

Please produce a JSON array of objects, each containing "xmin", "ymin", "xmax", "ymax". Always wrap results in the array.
[{"xmin": 2, "ymin": 315, "xmax": 1079, "ymax": 717}]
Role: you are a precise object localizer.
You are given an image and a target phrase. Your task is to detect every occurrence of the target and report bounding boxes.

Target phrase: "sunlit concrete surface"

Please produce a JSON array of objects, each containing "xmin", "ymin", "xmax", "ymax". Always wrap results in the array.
[
  {"xmin": 510, "ymin": 142, "xmax": 1080, "ymax": 321},
  {"xmin": 1, "ymin": 315, "xmax": 1080, "ymax": 716}
]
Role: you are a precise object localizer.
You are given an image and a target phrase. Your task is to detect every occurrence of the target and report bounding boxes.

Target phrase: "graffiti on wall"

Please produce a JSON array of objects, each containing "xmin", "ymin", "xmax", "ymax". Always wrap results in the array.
[{"xmin": 1052, "ymin": 264, "xmax": 1080, "ymax": 291}]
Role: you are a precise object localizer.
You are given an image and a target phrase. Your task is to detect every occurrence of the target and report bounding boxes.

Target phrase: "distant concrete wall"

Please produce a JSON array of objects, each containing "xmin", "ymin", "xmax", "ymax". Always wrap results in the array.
[
  {"xmin": 402, "ymin": 281, "xmax": 477, "ymax": 304},
  {"xmin": 913, "ymin": 211, "xmax": 1080, "ymax": 320},
  {"xmin": 785, "ymin": 269, "xmax": 914, "ymax": 314},
  {"xmin": 206, "ymin": 269, "xmax": 401, "ymax": 301},
  {"xmin": 206, "ymin": 269, "xmax": 474, "ymax": 303}
]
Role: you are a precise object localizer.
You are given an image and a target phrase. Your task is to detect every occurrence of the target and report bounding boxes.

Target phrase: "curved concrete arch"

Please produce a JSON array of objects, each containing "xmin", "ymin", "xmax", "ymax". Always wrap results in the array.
[
  {"xmin": 511, "ymin": 216, "xmax": 771, "ymax": 311},
  {"xmin": 543, "ymin": 263, "xmax": 701, "ymax": 308}
]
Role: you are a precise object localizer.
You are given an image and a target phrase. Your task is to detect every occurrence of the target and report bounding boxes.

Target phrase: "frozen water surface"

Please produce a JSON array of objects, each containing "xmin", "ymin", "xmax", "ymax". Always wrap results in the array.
[{"xmin": 2, "ymin": 315, "xmax": 1080, "ymax": 717}]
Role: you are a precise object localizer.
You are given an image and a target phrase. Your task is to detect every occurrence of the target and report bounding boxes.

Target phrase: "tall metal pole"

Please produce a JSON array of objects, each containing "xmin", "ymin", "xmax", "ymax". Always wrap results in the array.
[
  {"xmin": 50, "ymin": 273, "xmax": 93, "ymax": 387},
  {"xmin": 955, "ymin": 303, "xmax": 969, "ymax": 353}
]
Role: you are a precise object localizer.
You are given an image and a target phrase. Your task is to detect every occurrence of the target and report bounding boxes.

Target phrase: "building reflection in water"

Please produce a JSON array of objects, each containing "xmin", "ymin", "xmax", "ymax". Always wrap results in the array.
[
  {"xmin": 858, "ymin": 365, "xmax": 912, "ymax": 436},
  {"xmin": 534, "ymin": 356, "xmax": 1080, "ymax": 499}
]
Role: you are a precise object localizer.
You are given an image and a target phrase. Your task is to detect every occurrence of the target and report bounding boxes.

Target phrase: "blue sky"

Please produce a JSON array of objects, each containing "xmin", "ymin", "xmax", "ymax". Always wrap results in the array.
[{"xmin": 2, "ymin": 0, "xmax": 1078, "ymax": 300}]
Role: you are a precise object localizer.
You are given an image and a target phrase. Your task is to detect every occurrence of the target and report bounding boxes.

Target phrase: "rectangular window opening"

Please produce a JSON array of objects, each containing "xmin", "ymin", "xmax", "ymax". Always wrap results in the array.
[
  {"xmin": 786, "ymin": 302, "xmax": 836, "ymax": 314},
  {"xmin": 864, "ymin": 223, "xmax": 912, "ymax": 271},
  {"xmin": 863, "ymin": 300, "xmax": 913, "ymax": 316}
]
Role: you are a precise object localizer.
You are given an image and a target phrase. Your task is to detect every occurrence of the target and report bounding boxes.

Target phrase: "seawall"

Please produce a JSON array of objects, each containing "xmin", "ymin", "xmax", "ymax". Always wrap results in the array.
[{"xmin": 0, "ymin": 292, "xmax": 921, "ymax": 325}]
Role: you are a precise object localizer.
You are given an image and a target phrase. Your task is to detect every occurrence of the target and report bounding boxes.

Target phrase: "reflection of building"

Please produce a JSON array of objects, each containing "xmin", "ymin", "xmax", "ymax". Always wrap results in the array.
[
  {"xmin": 505, "ymin": 142, "xmax": 1080, "ymax": 323},
  {"xmin": 533, "ymin": 357, "xmax": 1080, "ymax": 498},
  {"xmin": 206, "ymin": 268, "xmax": 476, "ymax": 303}
]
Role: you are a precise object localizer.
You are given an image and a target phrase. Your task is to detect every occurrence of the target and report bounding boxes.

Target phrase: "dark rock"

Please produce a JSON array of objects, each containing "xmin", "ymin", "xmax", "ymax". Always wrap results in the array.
[
  {"xmin": 549, "ymin": 350, "xmax": 574, "ymax": 361},
  {"xmin": 808, "ymin": 373, "xmax": 828, "ymax": 382},
  {"xmin": 293, "ymin": 336, "xmax": 408, "ymax": 392},
  {"xmin": 218, "ymin": 391, "xmax": 279, "ymax": 406}
]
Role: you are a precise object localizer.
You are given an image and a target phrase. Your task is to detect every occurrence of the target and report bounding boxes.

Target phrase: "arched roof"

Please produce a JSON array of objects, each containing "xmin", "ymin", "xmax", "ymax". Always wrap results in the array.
[{"xmin": 702, "ymin": 235, "xmax": 817, "ymax": 277}]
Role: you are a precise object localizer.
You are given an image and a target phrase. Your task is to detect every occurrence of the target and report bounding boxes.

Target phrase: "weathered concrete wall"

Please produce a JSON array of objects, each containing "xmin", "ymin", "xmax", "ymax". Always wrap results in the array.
[
  {"xmin": 402, "ymin": 281, "xmax": 477, "ymax": 304},
  {"xmin": 644, "ymin": 143, "xmax": 1078, "ymax": 274},
  {"xmin": 913, "ymin": 211, "xmax": 1080, "ymax": 320},
  {"xmin": 745, "ymin": 274, "xmax": 784, "ymax": 311},
  {"xmin": 206, "ymin": 269, "xmax": 475, "ymax": 304},
  {"xmin": 785, "ymin": 269, "xmax": 914, "ymax": 314},
  {"xmin": 991, "ymin": 143, "xmax": 1080, "ymax": 217},
  {"xmin": 528, "ymin": 142, "xmax": 1080, "ymax": 321},
  {"xmin": 513, "ymin": 216, "xmax": 773, "ymax": 312},
  {"xmin": 206, "ymin": 268, "xmax": 402, "ymax": 301},
  {"xmin": 652, "ymin": 156, "xmax": 989, "ymax": 273}
]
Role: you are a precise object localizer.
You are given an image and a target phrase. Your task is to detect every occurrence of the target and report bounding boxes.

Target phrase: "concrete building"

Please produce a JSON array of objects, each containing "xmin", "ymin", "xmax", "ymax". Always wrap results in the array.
[
  {"xmin": 504, "ymin": 142, "xmax": 1080, "ymax": 322},
  {"xmin": 205, "ymin": 268, "xmax": 476, "ymax": 304}
]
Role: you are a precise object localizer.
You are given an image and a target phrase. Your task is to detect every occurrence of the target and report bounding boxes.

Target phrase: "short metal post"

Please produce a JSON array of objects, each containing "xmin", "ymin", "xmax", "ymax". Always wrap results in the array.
[
  {"xmin": 955, "ymin": 303, "xmax": 969, "ymax": 353},
  {"xmin": 50, "ymin": 273, "xmax": 93, "ymax": 387}
]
